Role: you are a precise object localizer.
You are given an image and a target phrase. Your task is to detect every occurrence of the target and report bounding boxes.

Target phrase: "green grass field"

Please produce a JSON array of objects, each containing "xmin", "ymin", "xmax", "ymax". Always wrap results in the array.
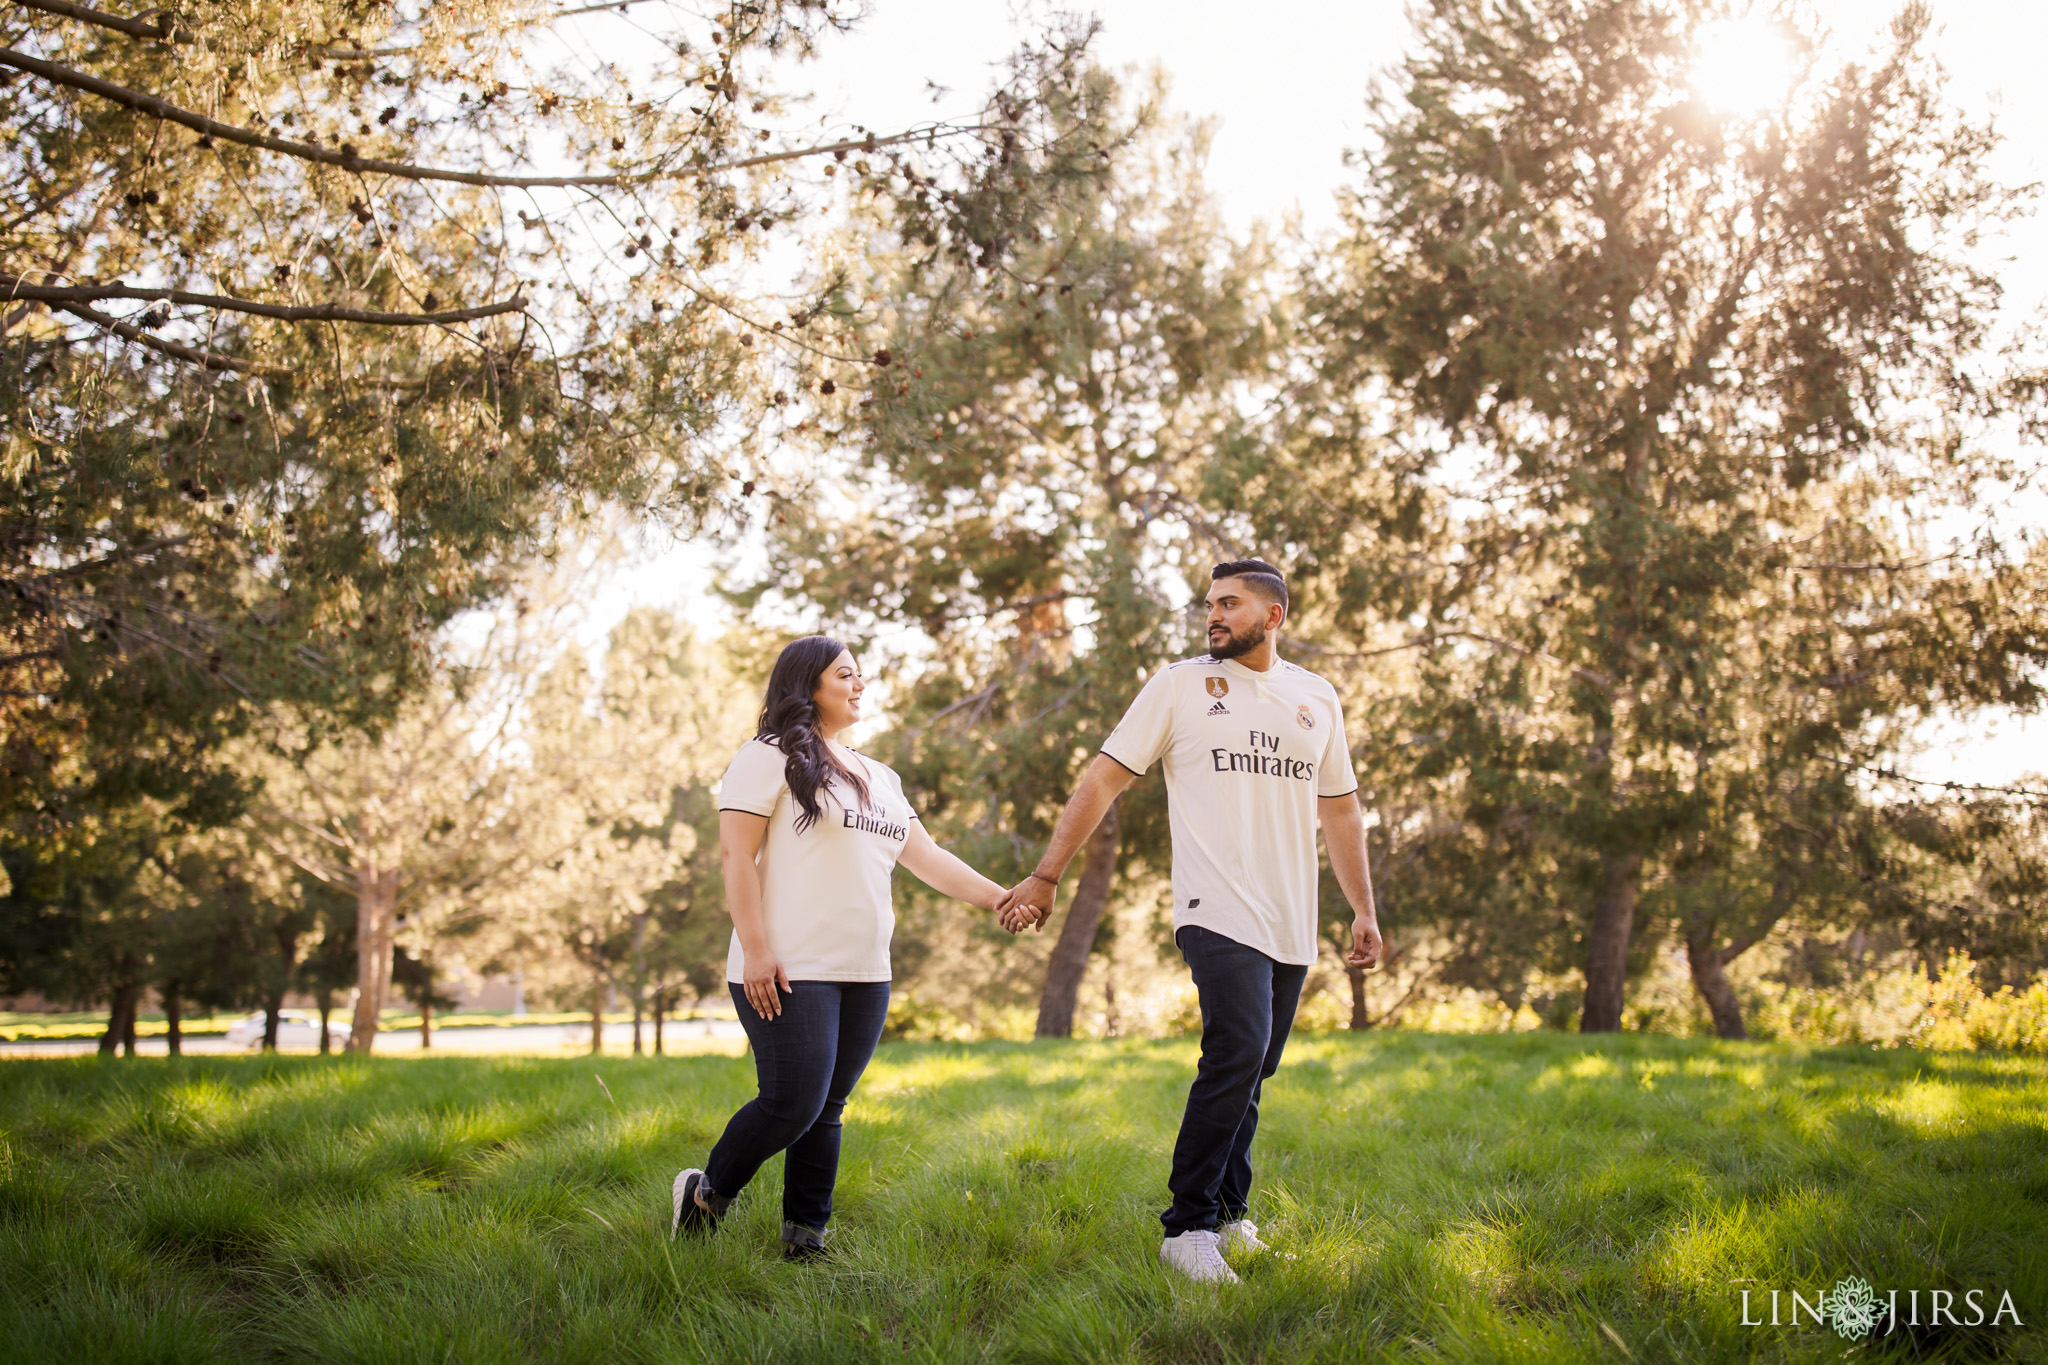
[{"xmin": 1, "ymin": 1033, "xmax": 2042, "ymax": 1364}]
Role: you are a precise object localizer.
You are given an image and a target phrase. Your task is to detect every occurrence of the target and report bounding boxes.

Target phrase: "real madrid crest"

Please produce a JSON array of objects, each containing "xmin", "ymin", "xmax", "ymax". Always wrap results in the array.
[
  {"xmin": 1296, "ymin": 704, "xmax": 1315, "ymax": 730},
  {"xmin": 1204, "ymin": 677, "xmax": 1229, "ymax": 699}
]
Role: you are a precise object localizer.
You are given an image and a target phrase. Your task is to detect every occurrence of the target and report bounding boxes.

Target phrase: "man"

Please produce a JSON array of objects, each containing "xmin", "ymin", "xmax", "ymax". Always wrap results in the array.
[{"xmin": 997, "ymin": 559, "xmax": 1383, "ymax": 1284}]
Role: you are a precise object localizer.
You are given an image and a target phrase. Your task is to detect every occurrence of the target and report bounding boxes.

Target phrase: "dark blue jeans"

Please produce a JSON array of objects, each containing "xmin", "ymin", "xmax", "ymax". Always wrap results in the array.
[
  {"xmin": 703, "ymin": 980, "xmax": 890, "ymax": 1231},
  {"xmin": 1161, "ymin": 925, "xmax": 1308, "ymax": 1235}
]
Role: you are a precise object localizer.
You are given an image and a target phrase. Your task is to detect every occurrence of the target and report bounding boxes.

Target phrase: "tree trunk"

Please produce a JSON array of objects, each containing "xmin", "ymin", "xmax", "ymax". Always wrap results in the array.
[
  {"xmin": 163, "ymin": 983, "xmax": 183, "ymax": 1057},
  {"xmin": 1034, "ymin": 800, "xmax": 1121, "ymax": 1038},
  {"xmin": 1348, "ymin": 963, "xmax": 1372, "ymax": 1030},
  {"xmin": 99, "ymin": 979, "xmax": 138, "ymax": 1057},
  {"xmin": 315, "ymin": 989, "xmax": 333, "ymax": 1054},
  {"xmin": 630, "ymin": 910, "xmax": 648, "ymax": 1056},
  {"xmin": 1685, "ymin": 934, "xmax": 1748, "ymax": 1040},
  {"xmin": 347, "ymin": 866, "xmax": 399, "ymax": 1054},
  {"xmin": 265, "ymin": 918, "xmax": 300, "ymax": 1052},
  {"xmin": 1580, "ymin": 851, "xmax": 1643, "ymax": 1033},
  {"xmin": 420, "ymin": 996, "xmax": 433, "ymax": 1050},
  {"xmin": 121, "ymin": 989, "xmax": 138, "ymax": 1057},
  {"xmin": 652, "ymin": 991, "xmax": 664, "ymax": 1056},
  {"xmin": 590, "ymin": 964, "xmax": 605, "ymax": 1056},
  {"xmin": 262, "ymin": 992, "xmax": 284, "ymax": 1051}
]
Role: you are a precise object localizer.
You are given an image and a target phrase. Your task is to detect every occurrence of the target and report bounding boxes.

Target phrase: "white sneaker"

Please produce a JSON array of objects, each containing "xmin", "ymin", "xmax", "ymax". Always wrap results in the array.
[
  {"xmin": 1160, "ymin": 1229, "xmax": 1240, "ymax": 1283},
  {"xmin": 1218, "ymin": 1219, "xmax": 1268, "ymax": 1255}
]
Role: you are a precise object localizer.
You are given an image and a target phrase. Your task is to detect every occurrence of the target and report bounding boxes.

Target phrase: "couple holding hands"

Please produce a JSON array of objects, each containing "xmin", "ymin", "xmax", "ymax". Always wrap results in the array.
[{"xmin": 671, "ymin": 560, "xmax": 1384, "ymax": 1283}]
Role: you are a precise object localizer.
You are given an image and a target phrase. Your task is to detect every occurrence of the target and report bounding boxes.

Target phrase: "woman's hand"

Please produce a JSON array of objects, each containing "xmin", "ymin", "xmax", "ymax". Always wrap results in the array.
[
  {"xmin": 997, "ymin": 875, "xmax": 1057, "ymax": 932},
  {"xmin": 742, "ymin": 950, "xmax": 791, "ymax": 1020}
]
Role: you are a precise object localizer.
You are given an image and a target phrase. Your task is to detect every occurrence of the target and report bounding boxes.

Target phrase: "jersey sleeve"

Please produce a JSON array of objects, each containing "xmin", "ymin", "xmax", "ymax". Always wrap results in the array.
[
  {"xmin": 873, "ymin": 758, "xmax": 919, "ymax": 822},
  {"xmin": 716, "ymin": 739, "xmax": 783, "ymax": 816},
  {"xmin": 1317, "ymin": 689, "xmax": 1360, "ymax": 797},
  {"xmin": 1099, "ymin": 668, "xmax": 1176, "ymax": 775}
]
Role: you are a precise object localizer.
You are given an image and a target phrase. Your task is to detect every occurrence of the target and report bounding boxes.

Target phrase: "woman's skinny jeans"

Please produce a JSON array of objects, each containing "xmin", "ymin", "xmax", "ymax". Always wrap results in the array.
[{"xmin": 702, "ymin": 980, "xmax": 890, "ymax": 1231}]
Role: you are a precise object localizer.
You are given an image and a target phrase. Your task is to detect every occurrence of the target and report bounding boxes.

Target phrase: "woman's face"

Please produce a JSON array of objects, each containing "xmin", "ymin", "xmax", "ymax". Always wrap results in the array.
[{"xmin": 812, "ymin": 649, "xmax": 864, "ymax": 735}]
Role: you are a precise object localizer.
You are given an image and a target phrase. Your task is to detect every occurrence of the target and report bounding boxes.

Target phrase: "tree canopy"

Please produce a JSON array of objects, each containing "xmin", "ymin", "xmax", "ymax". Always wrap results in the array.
[{"xmin": 1286, "ymin": 0, "xmax": 2048, "ymax": 1032}]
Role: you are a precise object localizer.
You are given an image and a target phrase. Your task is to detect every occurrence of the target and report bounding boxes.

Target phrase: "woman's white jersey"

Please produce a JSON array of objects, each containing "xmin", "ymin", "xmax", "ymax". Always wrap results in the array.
[
  {"xmin": 716, "ymin": 737, "xmax": 916, "ymax": 983},
  {"xmin": 1099, "ymin": 654, "xmax": 1358, "ymax": 966}
]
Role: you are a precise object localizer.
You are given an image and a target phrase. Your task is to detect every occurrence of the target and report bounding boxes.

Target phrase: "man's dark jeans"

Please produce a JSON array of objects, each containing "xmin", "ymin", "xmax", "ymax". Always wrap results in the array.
[
  {"xmin": 703, "ymin": 979, "xmax": 889, "ymax": 1231},
  {"xmin": 1161, "ymin": 925, "xmax": 1308, "ymax": 1235}
]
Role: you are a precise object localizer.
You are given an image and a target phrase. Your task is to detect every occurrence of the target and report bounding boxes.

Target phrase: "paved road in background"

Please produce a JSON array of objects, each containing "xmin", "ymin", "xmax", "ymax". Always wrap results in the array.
[{"xmin": 0, "ymin": 1017, "xmax": 748, "ymax": 1059}]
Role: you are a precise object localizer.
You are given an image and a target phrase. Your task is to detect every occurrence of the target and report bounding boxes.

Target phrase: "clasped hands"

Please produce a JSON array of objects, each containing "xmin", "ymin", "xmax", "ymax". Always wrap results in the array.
[{"xmin": 993, "ymin": 873, "xmax": 1057, "ymax": 934}]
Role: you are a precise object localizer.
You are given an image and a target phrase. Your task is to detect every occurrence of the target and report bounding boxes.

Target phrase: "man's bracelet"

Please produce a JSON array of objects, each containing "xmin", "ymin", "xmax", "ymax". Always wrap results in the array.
[{"xmin": 1027, "ymin": 870, "xmax": 1061, "ymax": 885}]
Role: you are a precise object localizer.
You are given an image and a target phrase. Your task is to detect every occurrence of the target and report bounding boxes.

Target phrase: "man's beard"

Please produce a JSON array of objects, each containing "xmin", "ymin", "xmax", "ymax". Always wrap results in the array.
[{"xmin": 1208, "ymin": 620, "xmax": 1267, "ymax": 661}]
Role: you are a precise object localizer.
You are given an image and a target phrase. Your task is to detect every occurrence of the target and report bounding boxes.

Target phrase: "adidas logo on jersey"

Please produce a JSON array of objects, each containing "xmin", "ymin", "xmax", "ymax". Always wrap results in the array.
[{"xmin": 1206, "ymin": 700, "xmax": 1229, "ymax": 715}]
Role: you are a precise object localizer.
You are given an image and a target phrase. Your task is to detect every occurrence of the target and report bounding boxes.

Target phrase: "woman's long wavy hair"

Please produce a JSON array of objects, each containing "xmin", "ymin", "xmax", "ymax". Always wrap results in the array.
[{"xmin": 757, "ymin": 635, "xmax": 872, "ymax": 833}]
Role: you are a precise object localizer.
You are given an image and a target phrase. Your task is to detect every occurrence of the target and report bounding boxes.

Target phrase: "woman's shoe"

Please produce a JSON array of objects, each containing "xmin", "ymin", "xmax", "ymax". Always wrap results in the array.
[
  {"xmin": 780, "ymin": 1221, "xmax": 831, "ymax": 1261},
  {"xmin": 671, "ymin": 1169, "xmax": 722, "ymax": 1238}
]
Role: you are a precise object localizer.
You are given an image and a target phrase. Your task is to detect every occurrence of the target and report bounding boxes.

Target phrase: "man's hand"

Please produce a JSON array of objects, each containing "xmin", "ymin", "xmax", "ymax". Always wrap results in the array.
[
  {"xmin": 996, "ymin": 875, "xmax": 1056, "ymax": 933},
  {"xmin": 1346, "ymin": 917, "xmax": 1383, "ymax": 969}
]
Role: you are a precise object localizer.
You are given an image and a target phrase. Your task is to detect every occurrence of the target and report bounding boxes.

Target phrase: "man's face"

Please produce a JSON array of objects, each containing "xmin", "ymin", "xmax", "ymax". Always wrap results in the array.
[{"xmin": 1205, "ymin": 578, "xmax": 1283, "ymax": 660}]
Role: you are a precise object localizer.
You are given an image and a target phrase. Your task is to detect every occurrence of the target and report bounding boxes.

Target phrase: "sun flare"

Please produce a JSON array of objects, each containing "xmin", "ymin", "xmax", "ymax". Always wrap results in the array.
[{"xmin": 1689, "ymin": 18, "xmax": 1798, "ymax": 116}]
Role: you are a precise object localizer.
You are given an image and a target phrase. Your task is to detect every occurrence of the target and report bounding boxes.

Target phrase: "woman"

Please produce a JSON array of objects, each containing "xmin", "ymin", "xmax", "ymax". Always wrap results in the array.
[{"xmin": 671, "ymin": 635, "xmax": 1004, "ymax": 1259}]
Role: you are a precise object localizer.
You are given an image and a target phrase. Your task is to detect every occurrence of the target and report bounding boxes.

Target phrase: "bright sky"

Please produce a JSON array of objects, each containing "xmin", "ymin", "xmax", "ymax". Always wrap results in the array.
[{"xmin": 585, "ymin": 1, "xmax": 2048, "ymax": 786}]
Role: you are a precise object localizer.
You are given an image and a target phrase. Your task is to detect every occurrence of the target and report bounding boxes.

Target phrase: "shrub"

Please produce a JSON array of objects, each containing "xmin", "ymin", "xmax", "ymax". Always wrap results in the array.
[{"xmin": 1911, "ymin": 952, "xmax": 2048, "ymax": 1053}]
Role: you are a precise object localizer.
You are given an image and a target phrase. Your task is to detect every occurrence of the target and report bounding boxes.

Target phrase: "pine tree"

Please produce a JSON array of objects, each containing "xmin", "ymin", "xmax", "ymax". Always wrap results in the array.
[{"xmin": 1292, "ymin": 0, "xmax": 2048, "ymax": 1031}]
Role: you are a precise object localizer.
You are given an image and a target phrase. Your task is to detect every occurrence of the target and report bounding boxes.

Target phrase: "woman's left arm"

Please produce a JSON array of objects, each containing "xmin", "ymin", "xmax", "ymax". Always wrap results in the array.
[{"xmin": 897, "ymin": 822, "xmax": 1005, "ymax": 912}]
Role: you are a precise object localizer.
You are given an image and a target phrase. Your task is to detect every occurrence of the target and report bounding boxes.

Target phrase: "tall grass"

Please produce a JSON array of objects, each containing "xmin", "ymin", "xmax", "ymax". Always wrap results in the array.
[{"xmin": 1, "ymin": 1033, "xmax": 2042, "ymax": 1363}]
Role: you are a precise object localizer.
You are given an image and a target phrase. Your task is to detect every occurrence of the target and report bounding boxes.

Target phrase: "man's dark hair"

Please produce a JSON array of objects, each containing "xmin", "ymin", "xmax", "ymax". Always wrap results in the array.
[{"xmin": 1211, "ymin": 559, "xmax": 1289, "ymax": 614}]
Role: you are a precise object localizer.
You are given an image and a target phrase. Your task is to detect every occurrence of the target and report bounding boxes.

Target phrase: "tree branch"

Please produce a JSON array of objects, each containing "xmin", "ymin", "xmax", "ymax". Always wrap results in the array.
[
  {"xmin": 1794, "ymin": 555, "xmax": 1960, "ymax": 574},
  {"xmin": 312, "ymin": 0, "xmax": 645, "ymax": 57},
  {"xmin": 1291, "ymin": 628, "xmax": 1617, "ymax": 692},
  {"xmin": 49, "ymin": 296, "xmax": 290, "ymax": 375},
  {"xmin": 11, "ymin": 0, "xmax": 170, "ymax": 41},
  {"xmin": 10, "ymin": 0, "xmax": 649, "ymax": 56},
  {"xmin": 50, "ymin": 296, "xmax": 441, "ymax": 386},
  {"xmin": 1815, "ymin": 754, "xmax": 2048, "ymax": 804},
  {"xmin": 5, "ymin": 533, "xmax": 198, "ymax": 584},
  {"xmin": 0, "ymin": 45, "xmax": 985, "ymax": 190},
  {"xmin": 2, "ymin": 273, "xmax": 526, "ymax": 326}
]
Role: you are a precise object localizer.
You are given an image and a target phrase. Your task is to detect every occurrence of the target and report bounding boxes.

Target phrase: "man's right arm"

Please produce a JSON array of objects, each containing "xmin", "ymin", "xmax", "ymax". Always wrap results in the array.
[{"xmin": 996, "ymin": 754, "xmax": 1139, "ymax": 931}]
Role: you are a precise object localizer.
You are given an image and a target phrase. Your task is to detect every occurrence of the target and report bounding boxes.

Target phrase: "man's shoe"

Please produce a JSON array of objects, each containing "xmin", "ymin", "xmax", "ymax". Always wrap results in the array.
[
  {"xmin": 781, "ymin": 1221, "xmax": 832, "ymax": 1261},
  {"xmin": 1160, "ymin": 1229, "xmax": 1240, "ymax": 1283},
  {"xmin": 1218, "ymin": 1219, "xmax": 1268, "ymax": 1256},
  {"xmin": 671, "ymin": 1168, "xmax": 720, "ymax": 1239}
]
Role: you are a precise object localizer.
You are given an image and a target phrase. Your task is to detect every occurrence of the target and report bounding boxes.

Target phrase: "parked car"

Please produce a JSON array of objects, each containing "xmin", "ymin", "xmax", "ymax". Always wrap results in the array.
[{"xmin": 224, "ymin": 1010, "xmax": 350, "ymax": 1050}]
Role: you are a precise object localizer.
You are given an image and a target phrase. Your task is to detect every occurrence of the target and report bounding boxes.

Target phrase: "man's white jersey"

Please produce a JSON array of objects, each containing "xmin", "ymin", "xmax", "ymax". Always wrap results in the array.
[{"xmin": 1099, "ymin": 654, "xmax": 1358, "ymax": 966}]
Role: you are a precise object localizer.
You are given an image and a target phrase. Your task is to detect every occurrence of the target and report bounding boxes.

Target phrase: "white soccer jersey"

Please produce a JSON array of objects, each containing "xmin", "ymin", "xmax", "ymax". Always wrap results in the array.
[
  {"xmin": 1099, "ymin": 654, "xmax": 1358, "ymax": 966},
  {"xmin": 716, "ymin": 737, "xmax": 917, "ymax": 983}
]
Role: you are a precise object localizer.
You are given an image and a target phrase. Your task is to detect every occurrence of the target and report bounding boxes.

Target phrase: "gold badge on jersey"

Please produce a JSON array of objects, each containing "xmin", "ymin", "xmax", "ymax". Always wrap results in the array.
[
  {"xmin": 1297, "ymin": 704, "xmax": 1315, "ymax": 730},
  {"xmin": 1204, "ymin": 677, "xmax": 1229, "ymax": 699}
]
